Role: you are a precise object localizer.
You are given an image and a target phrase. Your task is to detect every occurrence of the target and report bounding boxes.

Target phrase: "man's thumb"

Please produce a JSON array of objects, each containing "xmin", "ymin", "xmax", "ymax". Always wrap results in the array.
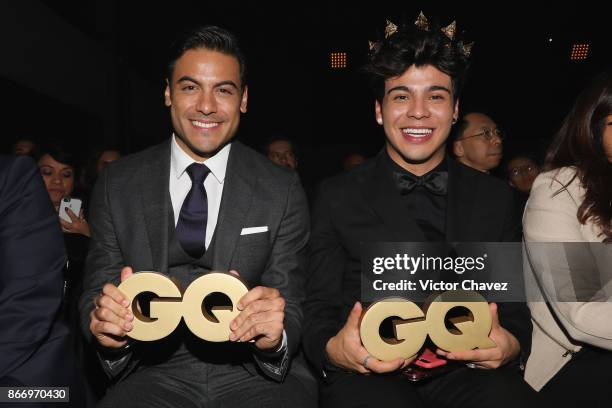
[
  {"xmin": 120, "ymin": 266, "xmax": 134, "ymax": 282},
  {"xmin": 489, "ymin": 302, "xmax": 500, "ymax": 329},
  {"xmin": 346, "ymin": 301, "xmax": 363, "ymax": 330}
]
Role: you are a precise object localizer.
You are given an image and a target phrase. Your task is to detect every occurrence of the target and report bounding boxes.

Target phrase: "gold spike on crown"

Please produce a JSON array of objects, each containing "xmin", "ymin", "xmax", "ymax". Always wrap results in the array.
[
  {"xmin": 369, "ymin": 13, "xmax": 473, "ymax": 59},
  {"xmin": 385, "ymin": 20, "xmax": 398, "ymax": 38},
  {"xmin": 461, "ymin": 41, "xmax": 474, "ymax": 57},
  {"xmin": 441, "ymin": 21, "xmax": 456, "ymax": 40},
  {"xmin": 414, "ymin": 11, "xmax": 430, "ymax": 31}
]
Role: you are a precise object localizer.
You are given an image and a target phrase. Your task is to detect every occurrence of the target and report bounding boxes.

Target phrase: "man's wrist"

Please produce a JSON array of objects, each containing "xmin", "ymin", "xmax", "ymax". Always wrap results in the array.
[
  {"xmin": 324, "ymin": 337, "xmax": 343, "ymax": 370},
  {"xmin": 254, "ymin": 330, "xmax": 287, "ymax": 355},
  {"xmin": 324, "ymin": 336, "xmax": 337, "ymax": 363}
]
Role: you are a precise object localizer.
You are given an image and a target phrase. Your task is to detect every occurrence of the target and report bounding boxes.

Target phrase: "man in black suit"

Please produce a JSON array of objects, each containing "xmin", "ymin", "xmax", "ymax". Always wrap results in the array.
[
  {"xmin": 78, "ymin": 26, "xmax": 313, "ymax": 407},
  {"xmin": 0, "ymin": 155, "xmax": 79, "ymax": 406},
  {"xmin": 302, "ymin": 19, "xmax": 537, "ymax": 408}
]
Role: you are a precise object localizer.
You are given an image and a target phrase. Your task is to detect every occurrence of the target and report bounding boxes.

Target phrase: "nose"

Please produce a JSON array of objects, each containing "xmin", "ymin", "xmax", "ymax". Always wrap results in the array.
[
  {"xmin": 51, "ymin": 173, "xmax": 62, "ymax": 185},
  {"xmin": 196, "ymin": 91, "xmax": 218, "ymax": 115},
  {"xmin": 407, "ymin": 96, "xmax": 430, "ymax": 119}
]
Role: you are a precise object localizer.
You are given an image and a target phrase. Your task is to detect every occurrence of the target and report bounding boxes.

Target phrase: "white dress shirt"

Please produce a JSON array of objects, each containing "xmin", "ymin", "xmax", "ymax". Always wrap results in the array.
[{"xmin": 169, "ymin": 135, "xmax": 231, "ymax": 249}]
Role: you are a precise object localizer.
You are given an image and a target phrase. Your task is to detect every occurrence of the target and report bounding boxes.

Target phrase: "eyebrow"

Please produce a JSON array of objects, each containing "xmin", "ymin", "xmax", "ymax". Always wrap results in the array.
[
  {"xmin": 387, "ymin": 85, "xmax": 452, "ymax": 95},
  {"xmin": 39, "ymin": 165, "xmax": 73, "ymax": 171},
  {"xmin": 177, "ymin": 76, "xmax": 239, "ymax": 90}
]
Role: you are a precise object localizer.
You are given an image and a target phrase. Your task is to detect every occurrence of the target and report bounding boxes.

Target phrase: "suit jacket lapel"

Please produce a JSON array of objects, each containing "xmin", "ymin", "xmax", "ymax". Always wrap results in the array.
[
  {"xmin": 360, "ymin": 152, "xmax": 426, "ymax": 242},
  {"xmin": 446, "ymin": 159, "xmax": 479, "ymax": 241},
  {"xmin": 140, "ymin": 141, "xmax": 171, "ymax": 273},
  {"xmin": 211, "ymin": 142, "xmax": 256, "ymax": 270}
]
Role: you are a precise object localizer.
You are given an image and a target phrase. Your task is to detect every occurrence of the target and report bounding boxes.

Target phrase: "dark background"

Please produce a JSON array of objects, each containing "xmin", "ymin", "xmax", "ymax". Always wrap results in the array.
[{"xmin": 1, "ymin": 1, "xmax": 609, "ymax": 182}]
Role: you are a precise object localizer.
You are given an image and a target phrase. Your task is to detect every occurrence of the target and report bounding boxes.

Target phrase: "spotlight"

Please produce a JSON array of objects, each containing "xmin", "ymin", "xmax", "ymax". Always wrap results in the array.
[
  {"xmin": 570, "ymin": 43, "xmax": 590, "ymax": 61},
  {"xmin": 330, "ymin": 52, "xmax": 347, "ymax": 69}
]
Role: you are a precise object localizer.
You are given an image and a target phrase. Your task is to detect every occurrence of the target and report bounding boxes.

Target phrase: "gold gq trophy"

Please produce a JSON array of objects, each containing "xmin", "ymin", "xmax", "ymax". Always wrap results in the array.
[{"xmin": 117, "ymin": 271, "xmax": 249, "ymax": 342}]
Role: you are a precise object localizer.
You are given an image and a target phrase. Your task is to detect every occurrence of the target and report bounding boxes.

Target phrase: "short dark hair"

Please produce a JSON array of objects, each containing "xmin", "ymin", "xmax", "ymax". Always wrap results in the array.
[
  {"xmin": 365, "ymin": 24, "xmax": 470, "ymax": 102},
  {"xmin": 166, "ymin": 25, "xmax": 247, "ymax": 88},
  {"xmin": 262, "ymin": 136, "xmax": 298, "ymax": 158},
  {"xmin": 38, "ymin": 139, "xmax": 78, "ymax": 170},
  {"xmin": 449, "ymin": 111, "xmax": 494, "ymax": 143},
  {"xmin": 504, "ymin": 153, "xmax": 540, "ymax": 177}
]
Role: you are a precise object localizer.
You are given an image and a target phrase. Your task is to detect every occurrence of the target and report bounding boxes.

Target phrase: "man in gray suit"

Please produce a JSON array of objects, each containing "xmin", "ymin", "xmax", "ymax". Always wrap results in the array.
[{"xmin": 78, "ymin": 26, "xmax": 313, "ymax": 407}]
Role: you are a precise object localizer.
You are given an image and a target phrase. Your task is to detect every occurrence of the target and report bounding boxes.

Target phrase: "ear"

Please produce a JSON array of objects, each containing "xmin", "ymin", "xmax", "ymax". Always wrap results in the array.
[
  {"xmin": 453, "ymin": 140, "xmax": 464, "ymax": 158},
  {"xmin": 375, "ymin": 100, "xmax": 383, "ymax": 125},
  {"xmin": 453, "ymin": 99, "xmax": 459, "ymax": 124},
  {"xmin": 164, "ymin": 79, "xmax": 172, "ymax": 107},
  {"xmin": 240, "ymin": 85, "xmax": 248, "ymax": 113}
]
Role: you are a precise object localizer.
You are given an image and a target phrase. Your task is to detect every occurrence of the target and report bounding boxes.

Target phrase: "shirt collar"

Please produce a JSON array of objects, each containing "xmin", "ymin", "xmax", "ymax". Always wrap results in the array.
[
  {"xmin": 171, "ymin": 134, "xmax": 231, "ymax": 184},
  {"xmin": 385, "ymin": 151, "xmax": 448, "ymax": 178}
]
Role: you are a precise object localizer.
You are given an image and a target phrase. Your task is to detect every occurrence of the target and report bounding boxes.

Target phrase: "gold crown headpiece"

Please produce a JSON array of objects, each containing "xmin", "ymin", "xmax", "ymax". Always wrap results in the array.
[{"xmin": 368, "ymin": 12, "xmax": 474, "ymax": 58}]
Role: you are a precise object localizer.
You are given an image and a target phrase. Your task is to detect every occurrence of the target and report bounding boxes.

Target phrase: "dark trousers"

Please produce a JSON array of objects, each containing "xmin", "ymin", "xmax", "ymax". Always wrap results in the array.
[
  {"xmin": 538, "ymin": 346, "xmax": 612, "ymax": 408},
  {"xmin": 97, "ymin": 325, "xmax": 317, "ymax": 408},
  {"xmin": 320, "ymin": 365, "xmax": 539, "ymax": 408},
  {"xmin": 97, "ymin": 362, "xmax": 315, "ymax": 408}
]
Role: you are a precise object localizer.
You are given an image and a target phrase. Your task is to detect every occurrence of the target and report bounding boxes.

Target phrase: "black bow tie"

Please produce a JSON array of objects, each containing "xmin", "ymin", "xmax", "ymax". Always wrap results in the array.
[{"xmin": 394, "ymin": 171, "xmax": 448, "ymax": 196}]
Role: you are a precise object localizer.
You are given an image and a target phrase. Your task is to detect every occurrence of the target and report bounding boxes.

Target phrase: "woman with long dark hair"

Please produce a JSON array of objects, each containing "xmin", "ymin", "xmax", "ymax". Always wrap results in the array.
[{"xmin": 523, "ymin": 70, "xmax": 612, "ymax": 406}]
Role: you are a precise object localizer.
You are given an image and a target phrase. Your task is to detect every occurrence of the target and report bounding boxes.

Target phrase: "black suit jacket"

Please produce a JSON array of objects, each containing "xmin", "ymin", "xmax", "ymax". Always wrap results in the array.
[
  {"xmin": 78, "ymin": 140, "xmax": 309, "ymax": 382},
  {"xmin": 0, "ymin": 155, "xmax": 73, "ymax": 387},
  {"xmin": 302, "ymin": 152, "xmax": 531, "ymax": 375}
]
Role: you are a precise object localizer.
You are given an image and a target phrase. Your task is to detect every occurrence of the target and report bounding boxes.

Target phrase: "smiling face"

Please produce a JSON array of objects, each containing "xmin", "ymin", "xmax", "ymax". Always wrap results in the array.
[
  {"xmin": 453, "ymin": 113, "xmax": 503, "ymax": 173},
  {"xmin": 164, "ymin": 48, "xmax": 248, "ymax": 161},
  {"xmin": 375, "ymin": 64, "xmax": 458, "ymax": 176},
  {"xmin": 38, "ymin": 154, "xmax": 75, "ymax": 208}
]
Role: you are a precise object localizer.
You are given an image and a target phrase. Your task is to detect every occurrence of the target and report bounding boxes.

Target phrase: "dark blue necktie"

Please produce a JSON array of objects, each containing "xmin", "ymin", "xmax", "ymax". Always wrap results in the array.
[{"xmin": 176, "ymin": 163, "xmax": 210, "ymax": 258}]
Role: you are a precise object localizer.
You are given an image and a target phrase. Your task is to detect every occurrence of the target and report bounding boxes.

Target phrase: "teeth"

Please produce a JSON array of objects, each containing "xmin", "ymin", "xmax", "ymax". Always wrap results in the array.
[
  {"xmin": 402, "ymin": 128, "xmax": 433, "ymax": 136},
  {"xmin": 192, "ymin": 120, "xmax": 219, "ymax": 128}
]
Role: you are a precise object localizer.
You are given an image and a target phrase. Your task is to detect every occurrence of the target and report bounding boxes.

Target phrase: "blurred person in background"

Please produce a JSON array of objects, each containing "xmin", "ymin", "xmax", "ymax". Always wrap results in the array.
[
  {"xmin": 452, "ymin": 112, "xmax": 504, "ymax": 173},
  {"xmin": 37, "ymin": 141, "xmax": 90, "ymax": 238},
  {"xmin": 342, "ymin": 152, "xmax": 366, "ymax": 171},
  {"xmin": 81, "ymin": 147, "xmax": 122, "ymax": 203},
  {"xmin": 37, "ymin": 141, "xmax": 99, "ymax": 404},
  {"xmin": 506, "ymin": 153, "xmax": 541, "ymax": 213},
  {"xmin": 12, "ymin": 138, "xmax": 38, "ymax": 157},
  {"xmin": 264, "ymin": 136, "xmax": 298, "ymax": 170},
  {"xmin": 507, "ymin": 154, "xmax": 540, "ymax": 194}
]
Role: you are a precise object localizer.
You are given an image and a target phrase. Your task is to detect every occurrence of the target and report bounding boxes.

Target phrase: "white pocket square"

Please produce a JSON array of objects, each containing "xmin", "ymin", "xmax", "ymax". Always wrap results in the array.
[{"xmin": 240, "ymin": 226, "xmax": 268, "ymax": 235}]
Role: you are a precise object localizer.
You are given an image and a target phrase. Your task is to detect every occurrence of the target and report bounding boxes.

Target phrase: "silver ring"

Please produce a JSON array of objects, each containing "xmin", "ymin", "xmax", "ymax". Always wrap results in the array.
[
  {"xmin": 466, "ymin": 362, "xmax": 477, "ymax": 369},
  {"xmin": 362, "ymin": 355, "xmax": 372, "ymax": 369}
]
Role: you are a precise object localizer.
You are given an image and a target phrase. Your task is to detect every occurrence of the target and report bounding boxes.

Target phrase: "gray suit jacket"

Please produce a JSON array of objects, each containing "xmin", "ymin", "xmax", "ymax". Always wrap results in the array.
[{"xmin": 78, "ymin": 140, "xmax": 309, "ymax": 382}]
